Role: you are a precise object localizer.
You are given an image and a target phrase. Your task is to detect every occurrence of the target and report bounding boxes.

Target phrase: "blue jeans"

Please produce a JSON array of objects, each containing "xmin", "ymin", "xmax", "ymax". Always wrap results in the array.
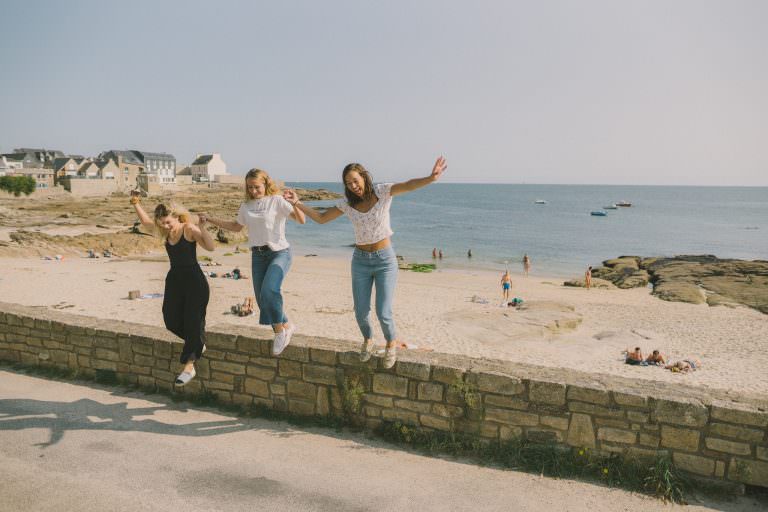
[
  {"xmin": 351, "ymin": 246, "xmax": 398, "ymax": 342},
  {"xmin": 251, "ymin": 247, "xmax": 292, "ymax": 326}
]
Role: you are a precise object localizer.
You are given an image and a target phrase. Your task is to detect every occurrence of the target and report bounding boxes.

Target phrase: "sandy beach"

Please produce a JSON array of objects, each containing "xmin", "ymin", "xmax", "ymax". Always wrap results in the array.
[{"xmin": 2, "ymin": 247, "xmax": 767, "ymax": 396}]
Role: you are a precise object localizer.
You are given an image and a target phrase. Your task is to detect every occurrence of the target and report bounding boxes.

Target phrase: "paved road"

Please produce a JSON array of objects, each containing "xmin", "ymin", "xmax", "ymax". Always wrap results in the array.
[{"xmin": 1, "ymin": 369, "xmax": 765, "ymax": 512}]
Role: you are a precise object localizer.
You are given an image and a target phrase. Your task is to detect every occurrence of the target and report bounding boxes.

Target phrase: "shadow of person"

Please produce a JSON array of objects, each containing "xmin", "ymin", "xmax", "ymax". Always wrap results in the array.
[{"xmin": 0, "ymin": 398, "xmax": 254, "ymax": 448}]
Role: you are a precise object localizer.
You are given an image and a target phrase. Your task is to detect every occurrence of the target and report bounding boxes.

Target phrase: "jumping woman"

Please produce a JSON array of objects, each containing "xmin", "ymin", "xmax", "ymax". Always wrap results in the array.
[
  {"xmin": 130, "ymin": 191, "xmax": 215, "ymax": 385},
  {"xmin": 284, "ymin": 156, "xmax": 447, "ymax": 368},
  {"xmin": 201, "ymin": 169, "xmax": 305, "ymax": 355}
]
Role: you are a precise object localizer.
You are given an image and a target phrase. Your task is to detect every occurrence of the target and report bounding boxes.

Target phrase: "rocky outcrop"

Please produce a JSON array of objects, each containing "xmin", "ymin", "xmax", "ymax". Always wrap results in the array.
[
  {"xmin": 592, "ymin": 255, "xmax": 768, "ymax": 314},
  {"xmin": 563, "ymin": 277, "xmax": 614, "ymax": 289}
]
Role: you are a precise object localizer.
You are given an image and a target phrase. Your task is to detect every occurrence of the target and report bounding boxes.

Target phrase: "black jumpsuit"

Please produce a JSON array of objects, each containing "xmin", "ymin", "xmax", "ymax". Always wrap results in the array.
[{"xmin": 162, "ymin": 236, "xmax": 210, "ymax": 364}]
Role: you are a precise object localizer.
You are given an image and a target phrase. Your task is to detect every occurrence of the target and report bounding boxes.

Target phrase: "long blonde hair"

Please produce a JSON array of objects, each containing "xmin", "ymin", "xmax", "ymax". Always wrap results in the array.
[
  {"xmin": 244, "ymin": 168, "xmax": 280, "ymax": 200},
  {"xmin": 153, "ymin": 202, "xmax": 191, "ymax": 238}
]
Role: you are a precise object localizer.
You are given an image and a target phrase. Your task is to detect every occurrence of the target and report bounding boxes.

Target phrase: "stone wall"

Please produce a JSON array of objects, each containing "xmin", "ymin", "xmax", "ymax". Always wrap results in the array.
[{"xmin": 1, "ymin": 301, "xmax": 767, "ymax": 491}]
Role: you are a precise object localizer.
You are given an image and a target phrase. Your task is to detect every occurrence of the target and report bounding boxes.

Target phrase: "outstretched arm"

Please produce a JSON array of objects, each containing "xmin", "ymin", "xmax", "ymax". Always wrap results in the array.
[
  {"xmin": 283, "ymin": 189, "xmax": 343, "ymax": 224},
  {"xmin": 390, "ymin": 156, "xmax": 447, "ymax": 197},
  {"xmin": 283, "ymin": 192, "xmax": 306, "ymax": 224},
  {"xmin": 130, "ymin": 192, "xmax": 155, "ymax": 229},
  {"xmin": 199, "ymin": 213, "xmax": 243, "ymax": 232}
]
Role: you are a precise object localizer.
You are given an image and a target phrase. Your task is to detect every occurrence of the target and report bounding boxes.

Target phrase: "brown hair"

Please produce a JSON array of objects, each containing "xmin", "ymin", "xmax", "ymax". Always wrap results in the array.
[
  {"xmin": 153, "ymin": 203, "xmax": 190, "ymax": 238},
  {"xmin": 244, "ymin": 168, "xmax": 279, "ymax": 200},
  {"xmin": 342, "ymin": 163, "xmax": 375, "ymax": 207}
]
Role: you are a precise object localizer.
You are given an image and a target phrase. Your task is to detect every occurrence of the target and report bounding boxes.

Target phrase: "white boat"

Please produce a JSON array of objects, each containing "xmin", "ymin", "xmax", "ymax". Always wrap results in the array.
[
  {"xmin": 603, "ymin": 204, "xmax": 618, "ymax": 210},
  {"xmin": 616, "ymin": 201, "xmax": 632, "ymax": 207},
  {"xmin": 534, "ymin": 199, "xmax": 547, "ymax": 204}
]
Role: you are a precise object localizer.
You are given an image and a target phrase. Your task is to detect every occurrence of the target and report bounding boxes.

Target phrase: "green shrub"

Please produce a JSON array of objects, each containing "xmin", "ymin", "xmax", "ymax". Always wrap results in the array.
[{"xmin": 0, "ymin": 175, "xmax": 36, "ymax": 196}]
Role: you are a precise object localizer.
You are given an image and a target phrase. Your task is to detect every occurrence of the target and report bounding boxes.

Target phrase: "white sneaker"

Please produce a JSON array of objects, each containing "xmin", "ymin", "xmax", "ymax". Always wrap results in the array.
[
  {"xmin": 272, "ymin": 329, "xmax": 289, "ymax": 356},
  {"xmin": 360, "ymin": 339, "xmax": 375, "ymax": 362},
  {"xmin": 175, "ymin": 367, "xmax": 196, "ymax": 386},
  {"xmin": 284, "ymin": 323, "xmax": 296, "ymax": 349},
  {"xmin": 382, "ymin": 344, "xmax": 397, "ymax": 369}
]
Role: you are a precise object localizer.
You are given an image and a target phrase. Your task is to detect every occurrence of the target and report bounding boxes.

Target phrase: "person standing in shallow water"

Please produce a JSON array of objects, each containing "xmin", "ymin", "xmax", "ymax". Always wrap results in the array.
[
  {"xmin": 284, "ymin": 156, "xmax": 447, "ymax": 369},
  {"xmin": 523, "ymin": 253, "xmax": 531, "ymax": 276},
  {"xmin": 201, "ymin": 169, "xmax": 306, "ymax": 356},
  {"xmin": 131, "ymin": 192, "xmax": 215, "ymax": 386}
]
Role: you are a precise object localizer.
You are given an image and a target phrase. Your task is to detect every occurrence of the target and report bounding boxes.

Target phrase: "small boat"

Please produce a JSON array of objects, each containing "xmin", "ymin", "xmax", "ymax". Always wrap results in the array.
[
  {"xmin": 534, "ymin": 199, "xmax": 547, "ymax": 204},
  {"xmin": 615, "ymin": 201, "xmax": 632, "ymax": 207},
  {"xmin": 603, "ymin": 204, "xmax": 618, "ymax": 210},
  {"xmin": 590, "ymin": 210, "xmax": 608, "ymax": 216}
]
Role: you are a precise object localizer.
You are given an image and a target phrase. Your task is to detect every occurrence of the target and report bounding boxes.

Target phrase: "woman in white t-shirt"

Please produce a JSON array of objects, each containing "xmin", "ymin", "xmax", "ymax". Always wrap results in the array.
[
  {"xmin": 284, "ymin": 157, "xmax": 447, "ymax": 368},
  {"xmin": 202, "ymin": 169, "xmax": 305, "ymax": 355}
]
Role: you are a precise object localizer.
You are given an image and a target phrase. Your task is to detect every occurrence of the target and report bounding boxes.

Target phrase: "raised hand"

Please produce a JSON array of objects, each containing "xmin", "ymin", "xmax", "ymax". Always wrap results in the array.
[
  {"xmin": 198, "ymin": 213, "xmax": 208, "ymax": 226},
  {"xmin": 129, "ymin": 189, "xmax": 141, "ymax": 205},
  {"xmin": 430, "ymin": 156, "xmax": 447, "ymax": 182},
  {"xmin": 283, "ymin": 189, "xmax": 300, "ymax": 205}
]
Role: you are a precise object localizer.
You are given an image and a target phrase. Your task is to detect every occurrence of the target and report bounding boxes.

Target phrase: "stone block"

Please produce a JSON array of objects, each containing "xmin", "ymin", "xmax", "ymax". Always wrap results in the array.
[
  {"xmin": 134, "ymin": 354, "xmax": 155, "ymax": 367},
  {"xmin": 484, "ymin": 394, "xmax": 529, "ymax": 410},
  {"xmin": 500, "ymin": 425, "xmax": 523, "ymax": 441},
  {"xmin": 92, "ymin": 359, "xmax": 117, "ymax": 371},
  {"xmin": 654, "ymin": 398, "xmax": 708, "ymax": 428},
  {"xmin": 672, "ymin": 453, "xmax": 715, "ymax": 477},
  {"xmin": 278, "ymin": 360, "xmax": 303, "ymax": 378},
  {"xmin": 639, "ymin": 433, "xmax": 660, "ymax": 448},
  {"xmin": 372, "ymin": 374, "xmax": 408, "ymax": 397},
  {"xmin": 236, "ymin": 337, "xmax": 262, "ymax": 353},
  {"xmin": 310, "ymin": 348, "xmax": 338, "ymax": 365},
  {"xmin": 316, "ymin": 387, "xmax": 331, "ymax": 416},
  {"xmin": 711, "ymin": 400, "xmax": 768, "ymax": 428},
  {"xmin": 660, "ymin": 425, "xmax": 700, "ymax": 452},
  {"xmin": 485, "ymin": 408, "xmax": 538, "ymax": 426},
  {"xmin": 280, "ymin": 345, "xmax": 310, "ymax": 362},
  {"xmin": 93, "ymin": 348, "xmax": 119, "ymax": 362},
  {"xmin": 540, "ymin": 416, "xmax": 569, "ymax": 431},
  {"xmin": 204, "ymin": 331, "xmax": 238, "ymax": 350},
  {"xmin": 568, "ymin": 402, "xmax": 624, "ymax": 418},
  {"xmin": 480, "ymin": 423, "xmax": 499, "ymax": 439},
  {"xmin": 231, "ymin": 393, "xmax": 254, "ymax": 407},
  {"xmin": 395, "ymin": 361, "xmax": 431, "ymax": 381},
  {"xmin": 432, "ymin": 403, "xmax": 464, "ymax": 418},
  {"xmin": 287, "ymin": 380, "xmax": 317, "ymax": 400},
  {"xmin": 246, "ymin": 366, "xmax": 276, "ymax": 381},
  {"xmin": 626, "ymin": 411, "xmax": 649, "ymax": 423},
  {"xmin": 364, "ymin": 406, "xmax": 382, "ymax": 417},
  {"xmin": 288, "ymin": 399, "xmax": 315, "ymax": 416},
  {"xmin": 758, "ymin": 447, "xmax": 768, "ymax": 461},
  {"xmin": 419, "ymin": 414, "xmax": 452, "ymax": 431},
  {"xmin": 364, "ymin": 394, "xmax": 394, "ymax": 408},
  {"xmin": 303, "ymin": 364, "xmax": 338, "ymax": 385},
  {"xmin": 431, "ymin": 366, "xmax": 465, "ymax": 385},
  {"xmin": 528, "ymin": 429, "xmax": 564, "ymax": 443},
  {"xmin": 709, "ymin": 423, "xmax": 764, "ymax": 443},
  {"xmin": 472, "ymin": 372, "xmax": 525, "ymax": 395},
  {"xmin": 566, "ymin": 413, "xmax": 596, "ymax": 448},
  {"xmin": 251, "ymin": 356, "xmax": 278, "ymax": 368},
  {"xmin": 226, "ymin": 352, "xmax": 250, "ymax": 363},
  {"xmin": 417, "ymin": 382, "xmax": 443, "ymax": 402},
  {"xmin": 131, "ymin": 341, "xmax": 153, "ymax": 356},
  {"xmin": 715, "ymin": 461, "xmax": 726, "ymax": 478},
  {"xmin": 729, "ymin": 458, "xmax": 768, "ymax": 487},
  {"xmin": 209, "ymin": 360, "xmax": 246, "ymax": 375},
  {"xmin": 567, "ymin": 385, "xmax": 610, "ymax": 406},
  {"xmin": 597, "ymin": 428, "xmax": 637, "ymax": 445},
  {"xmin": 529, "ymin": 381, "xmax": 566, "ymax": 405},
  {"xmin": 594, "ymin": 418, "xmax": 630, "ymax": 429},
  {"xmin": 394, "ymin": 399, "xmax": 432, "ymax": 414},
  {"xmin": 211, "ymin": 372, "xmax": 235, "ymax": 385},
  {"xmin": 705, "ymin": 438, "xmax": 751, "ymax": 456},
  {"xmin": 269, "ymin": 383, "xmax": 286, "ymax": 396}
]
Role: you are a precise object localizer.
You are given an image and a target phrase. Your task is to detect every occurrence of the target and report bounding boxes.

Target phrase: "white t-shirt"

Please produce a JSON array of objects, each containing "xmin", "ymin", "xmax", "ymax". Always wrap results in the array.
[
  {"xmin": 335, "ymin": 183, "xmax": 394, "ymax": 245},
  {"xmin": 236, "ymin": 195, "xmax": 295, "ymax": 251}
]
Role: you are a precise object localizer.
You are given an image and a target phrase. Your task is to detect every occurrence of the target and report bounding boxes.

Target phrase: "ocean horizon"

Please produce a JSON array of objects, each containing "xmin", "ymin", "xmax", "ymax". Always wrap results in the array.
[{"xmin": 283, "ymin": 182, "xmax": 767, "ymax": 277}]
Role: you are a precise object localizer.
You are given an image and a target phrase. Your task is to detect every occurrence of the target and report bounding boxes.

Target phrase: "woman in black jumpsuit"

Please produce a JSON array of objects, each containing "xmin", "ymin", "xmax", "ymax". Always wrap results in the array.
[{"xmin": 131, "ymin": 193, "xmax": 216, "ymax": 385}]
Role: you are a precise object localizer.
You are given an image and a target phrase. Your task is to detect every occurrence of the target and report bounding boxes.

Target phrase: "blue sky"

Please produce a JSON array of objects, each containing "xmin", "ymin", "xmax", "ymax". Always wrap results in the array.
[{"xmin": 1, "ymin": 0, "xmax": 766, "ymax": 185}]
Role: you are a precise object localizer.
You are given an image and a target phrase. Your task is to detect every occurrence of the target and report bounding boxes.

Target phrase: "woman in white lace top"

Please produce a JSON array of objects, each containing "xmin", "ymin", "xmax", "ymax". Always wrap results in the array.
[{"xmin": 284, "ymin": 157, "xmax": 447, "ymax": 368}]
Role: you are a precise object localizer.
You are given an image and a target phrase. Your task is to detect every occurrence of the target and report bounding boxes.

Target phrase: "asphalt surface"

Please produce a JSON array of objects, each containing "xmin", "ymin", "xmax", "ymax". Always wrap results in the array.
[{"xmin": 1, "ymin": 369, "xmax": 766, "ymax": 512}]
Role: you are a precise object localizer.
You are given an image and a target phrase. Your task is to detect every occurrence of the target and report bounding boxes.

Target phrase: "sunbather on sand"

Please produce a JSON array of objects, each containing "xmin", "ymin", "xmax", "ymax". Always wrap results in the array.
[
  {"xmin": 625, "ymin": 347, "xmax": 646, "ymax": 365},
  {"xmin": 646, "ymin": 350, "xmax": 666, "ymax": 366},
  {"xmin": 665, "ymin": 358, "xmax": 702, "ymax": 373}
]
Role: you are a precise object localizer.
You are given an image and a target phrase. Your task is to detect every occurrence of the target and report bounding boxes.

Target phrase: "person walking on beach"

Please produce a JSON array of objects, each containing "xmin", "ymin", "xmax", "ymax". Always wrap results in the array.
[
  {"xmin": 432, "ymin": 248, "xmax": 437, "ymax": 259},
  {"xmin": 500, "ymin": 270, "xmax": 513, "ymax": 302},
  {"xmin": 130, "ymin": 192, "xmax": 215, "ymax": 386},
  {"xmin": 201, "ymin": 169, "xmax": 306, "ymax": 355},
  {"xmin": 585, "ymin": 266, "xmax": 593, "ymax": 290},
  {"xmin": 284, "ymin": 156, "xmax": 447, "ymax": 368},
  {"xmin": 438, "ymin": 249, "xmax": 443, "ymax": 259},
  {"xmin": 523, "ymin": 253, "xmax": 530, "ymax": 276},
  {"xmin": 467, "ymin": 249, "xmax": 472, "ymax": 258}
]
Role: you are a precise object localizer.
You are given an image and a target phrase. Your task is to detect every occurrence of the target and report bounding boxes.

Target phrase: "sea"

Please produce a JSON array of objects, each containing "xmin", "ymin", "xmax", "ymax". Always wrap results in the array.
[{"xmin": 283, "ymin": 183, "xmax": 768, "ymax": 277}]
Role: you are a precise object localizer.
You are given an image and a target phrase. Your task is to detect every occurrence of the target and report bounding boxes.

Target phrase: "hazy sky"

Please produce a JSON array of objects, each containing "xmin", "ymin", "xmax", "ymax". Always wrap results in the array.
[{"xmin": 1, "ymin": 0, "xmax": 766, "ymax": 185}]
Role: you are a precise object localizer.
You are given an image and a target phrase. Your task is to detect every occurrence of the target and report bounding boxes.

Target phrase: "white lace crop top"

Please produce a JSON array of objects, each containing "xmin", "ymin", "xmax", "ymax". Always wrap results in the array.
[{"xmin": 335, "ymin": 183, "xmax": 394, "ymax": 245}]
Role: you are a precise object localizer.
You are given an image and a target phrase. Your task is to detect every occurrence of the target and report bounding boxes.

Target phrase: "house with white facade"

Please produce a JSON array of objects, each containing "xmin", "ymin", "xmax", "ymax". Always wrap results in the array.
[{"xmin": 190, "ymin": 153, "xmax": 227, "ymax": 182}]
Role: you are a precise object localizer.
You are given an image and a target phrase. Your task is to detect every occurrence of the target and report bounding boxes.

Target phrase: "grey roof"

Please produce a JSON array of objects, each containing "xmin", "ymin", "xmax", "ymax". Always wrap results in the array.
[
  {"xmin": 191, "ymin": 154, "xmax": 213, "ymax": 165},
  {"xmin": 51, "ymin": 157, "xmax": 74, "ymax": 170},
  {"xmin": 2, "ymin": 153, "xmax": 27, "ymax": 161}
]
